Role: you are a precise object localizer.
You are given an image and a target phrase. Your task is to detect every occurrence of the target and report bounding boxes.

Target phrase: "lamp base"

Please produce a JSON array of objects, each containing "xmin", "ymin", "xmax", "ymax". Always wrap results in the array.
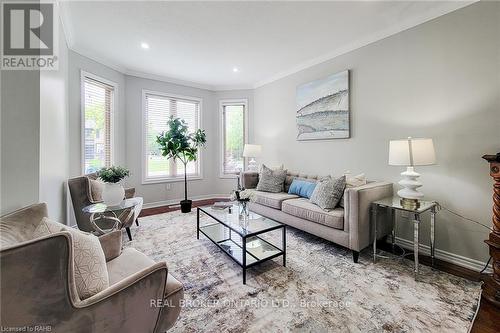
[
  {"xmin": 397, "ymin": 166, "xmax": 424, "ymax": 201},
  {"xmin": 248, "ymin": 158, "xmax": 258, "ymax": 172},
  {"xmin": 400, "ymin": 197, "xmax": 420, "ymax": 210}
]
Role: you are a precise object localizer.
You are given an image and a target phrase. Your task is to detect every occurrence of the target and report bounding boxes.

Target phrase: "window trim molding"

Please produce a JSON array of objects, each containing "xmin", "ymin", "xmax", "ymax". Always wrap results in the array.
[
  {"xmin": 80, "ymin": 70, "xmax": 118, "ymax": 175},
  {"xmin": 218, "ymin": 98, "xmax": 249, "ymax": 179},
  {"xmin": 141, "ymin": 89, "xmax": 204, "ymax": 185}
]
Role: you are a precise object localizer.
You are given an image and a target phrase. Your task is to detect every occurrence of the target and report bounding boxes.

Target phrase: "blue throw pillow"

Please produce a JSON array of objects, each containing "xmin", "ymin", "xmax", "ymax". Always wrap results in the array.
[{"xmin": 288, "ymin": 179, "xmax": 317, "ymax": 199}]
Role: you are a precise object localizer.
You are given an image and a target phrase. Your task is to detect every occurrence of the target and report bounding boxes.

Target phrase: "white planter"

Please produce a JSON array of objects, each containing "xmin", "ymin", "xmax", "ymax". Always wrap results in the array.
[{"xmin": 102, "ymin": 183, "xmax": 125, "ymax": 206}]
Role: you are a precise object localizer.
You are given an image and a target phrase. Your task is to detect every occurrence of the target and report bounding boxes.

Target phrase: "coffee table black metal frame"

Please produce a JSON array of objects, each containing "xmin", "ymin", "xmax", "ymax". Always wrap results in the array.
[{"xmin": 197, "ymin": 206, "xmax": 286, "ymax": 284}]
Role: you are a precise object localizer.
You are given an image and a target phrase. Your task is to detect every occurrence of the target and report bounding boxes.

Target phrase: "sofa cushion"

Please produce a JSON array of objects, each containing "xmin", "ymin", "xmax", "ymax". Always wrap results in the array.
[
  {"xmin": 33, "ymin": 218, "xmax": 109, "ymax": 300},
  {"xmin": 107, "ymin": 247, "xmax": 183, "ymax": 298},
  {"xmin": 253, "ymin": 191, "xmax": 299, "ymax": 210},
  {"xmin": 282, "ymin": 198, "xmax": 344, "ymax": 229},
  {"xmin": 256, "ymin": 164, "xmax": 287, "ymax": 193}
]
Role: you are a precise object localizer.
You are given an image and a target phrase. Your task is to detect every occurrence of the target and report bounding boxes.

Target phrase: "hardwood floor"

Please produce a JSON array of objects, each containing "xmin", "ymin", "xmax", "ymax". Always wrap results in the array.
[
  {"xmin": 139, "ymin": 199, "xmax": 499, "ymax": 332},
  {"xmin": 139, "ymin": 198, "xmax": 228, "ymax": 218}
]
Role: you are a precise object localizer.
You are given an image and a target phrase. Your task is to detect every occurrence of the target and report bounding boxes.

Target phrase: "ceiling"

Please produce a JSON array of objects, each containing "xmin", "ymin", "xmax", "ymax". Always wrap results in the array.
[{"xmin": 60, "ymin": 1, "xmax": 474, "ymax": 90}]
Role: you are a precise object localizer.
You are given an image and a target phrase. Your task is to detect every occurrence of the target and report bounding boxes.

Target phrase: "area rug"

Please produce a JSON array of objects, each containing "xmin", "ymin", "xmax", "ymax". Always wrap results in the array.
[{"xmin": 127, "ymin": 210, "xmax": 481, "ymax": 332}]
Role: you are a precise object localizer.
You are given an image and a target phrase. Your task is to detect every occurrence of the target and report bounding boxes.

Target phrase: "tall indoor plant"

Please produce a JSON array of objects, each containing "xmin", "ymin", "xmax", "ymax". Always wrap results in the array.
[{"xmin": 156, "ymin": 116, "xmax": 206, "ymax": 213}]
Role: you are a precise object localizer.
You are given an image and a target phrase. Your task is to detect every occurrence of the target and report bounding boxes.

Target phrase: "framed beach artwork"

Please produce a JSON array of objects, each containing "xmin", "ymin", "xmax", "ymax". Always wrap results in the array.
[{"xmin": 296, "ymin": 70, "xmax": 349, "ymax": 140}]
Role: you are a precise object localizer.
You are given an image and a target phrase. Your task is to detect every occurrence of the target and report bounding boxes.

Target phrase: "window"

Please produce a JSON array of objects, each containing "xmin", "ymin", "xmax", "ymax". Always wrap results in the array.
[
  {"xmin": 220, "ymin": 99, "xmax": 248, "ymax": 177},
  {"xmin": 82, "ymin": 72, "xmax": 115, "ymax": 174},
  {"xmin": 143, "ymin": 90, "xmax": 202, "ymax": 183}
]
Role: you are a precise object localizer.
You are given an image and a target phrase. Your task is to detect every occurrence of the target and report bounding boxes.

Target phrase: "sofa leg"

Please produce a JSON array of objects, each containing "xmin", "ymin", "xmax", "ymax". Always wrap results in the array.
[
  {"xmin": 126, "ymin": 227, "xmax": 132, "ymax": 241},
  {"xmin": 352, "ymin": 251, "xmax": 359, "ymax": 263},
  {"xmin": 135, "ymin": 219, "xmax": 139, "ymax": 226}
]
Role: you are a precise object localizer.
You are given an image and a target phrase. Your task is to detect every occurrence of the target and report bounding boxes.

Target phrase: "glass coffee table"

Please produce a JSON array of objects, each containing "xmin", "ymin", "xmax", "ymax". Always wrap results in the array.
[{"xmin": 197, "ymin": 204, "xmax": 286, "ymax": 284}]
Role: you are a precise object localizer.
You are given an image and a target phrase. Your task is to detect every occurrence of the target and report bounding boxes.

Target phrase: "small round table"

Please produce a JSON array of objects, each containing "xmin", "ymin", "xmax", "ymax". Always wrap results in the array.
[{"xmin": 82, "ymin": 198, "xmax": 141, "ymax": 235}]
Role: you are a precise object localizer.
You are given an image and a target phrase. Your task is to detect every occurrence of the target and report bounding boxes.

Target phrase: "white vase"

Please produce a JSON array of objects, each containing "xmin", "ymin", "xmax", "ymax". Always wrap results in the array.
[{"xmin": 102, "ymin": 183, "xmax": 125, "ymax": 206}]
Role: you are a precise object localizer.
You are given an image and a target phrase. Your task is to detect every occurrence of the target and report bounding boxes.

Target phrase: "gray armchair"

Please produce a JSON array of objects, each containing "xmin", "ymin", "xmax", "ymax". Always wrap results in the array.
[
  {"xmin": 68, "ymin": 173, "xmax": 143, "ymax": 240},
  {"xmin": 0, "ymin": 203, "xmax": 183, "ymax": 332}
]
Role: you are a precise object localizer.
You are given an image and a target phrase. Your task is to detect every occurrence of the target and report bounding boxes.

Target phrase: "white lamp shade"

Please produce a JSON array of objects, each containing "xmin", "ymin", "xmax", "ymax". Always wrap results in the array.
[
  {"xmin": 389, "ymin": 138, "xmax": 436, "ymax": 166},
  {"xmin": 243, "ymin": 144, "xmax": 262, "ymax": 158}
]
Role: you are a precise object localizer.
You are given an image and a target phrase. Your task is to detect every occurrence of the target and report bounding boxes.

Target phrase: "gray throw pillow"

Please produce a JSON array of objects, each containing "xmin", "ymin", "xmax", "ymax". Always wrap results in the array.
[
  {"xmin": 310, "ymin": 176, "xmax": 346, "ymax": 210},
  {"xmin": 256, "ymin": 164, "xmax": 287, "ymax": 193}
]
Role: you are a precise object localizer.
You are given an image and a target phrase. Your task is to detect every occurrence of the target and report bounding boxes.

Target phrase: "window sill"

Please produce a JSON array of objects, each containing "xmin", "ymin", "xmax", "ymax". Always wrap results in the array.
[{"xmin": 142, "ymin": 176, "xmax": 203, "ymax": 185}]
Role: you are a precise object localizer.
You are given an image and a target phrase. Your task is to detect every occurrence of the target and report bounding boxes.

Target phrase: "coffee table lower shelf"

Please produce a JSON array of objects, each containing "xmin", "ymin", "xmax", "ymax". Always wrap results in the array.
[{"xmin": 197, "ymin": 222, "xmax": 286, "ymax": 284}]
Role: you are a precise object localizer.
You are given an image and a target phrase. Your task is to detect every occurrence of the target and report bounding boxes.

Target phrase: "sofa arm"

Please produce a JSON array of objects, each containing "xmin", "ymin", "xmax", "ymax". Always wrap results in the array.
[
  {"xmin": 125, "ymin": 187, "xmax": 136, "ymax": 199},
  {"xmin": 243, "ymin": 171, "xmax": 259, "ymax": 189},
  {"xmin": 344, "ymin": 181, "xmax": 393, "ymax": 251},
  {"xmin": 98, "ymin": 230, "xmax": 122, "ymax": 261}
]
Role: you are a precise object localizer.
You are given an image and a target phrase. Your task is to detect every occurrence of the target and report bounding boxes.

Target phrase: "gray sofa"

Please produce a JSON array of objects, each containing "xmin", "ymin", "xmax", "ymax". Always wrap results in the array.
[{"xmin": 243, "ymin": 171, "xmax": 393, "ymax": 262}]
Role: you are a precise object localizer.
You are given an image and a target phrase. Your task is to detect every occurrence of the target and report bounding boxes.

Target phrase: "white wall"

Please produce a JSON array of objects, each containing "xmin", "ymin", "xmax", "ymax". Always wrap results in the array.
[
  {"xmin": 1, "ymin": 70, "xmax": 40, "ymax": 215},
  {"xmin": 252, "ymin": 2, "xmax": 500, "ymax": 263},
  {"xmin": 39, "ymin": 16, "xmax": 69, "ymax": 222}
]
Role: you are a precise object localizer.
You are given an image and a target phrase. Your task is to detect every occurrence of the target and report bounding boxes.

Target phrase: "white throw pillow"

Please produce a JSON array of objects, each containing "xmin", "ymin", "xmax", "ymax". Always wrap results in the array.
[
  {"xmin": 33, "ymin": 218, "xmax": 109, "ymax": 300},
  {"xmin": 339, "ymin": 172, "xmax": 368, "ymax": 208}
]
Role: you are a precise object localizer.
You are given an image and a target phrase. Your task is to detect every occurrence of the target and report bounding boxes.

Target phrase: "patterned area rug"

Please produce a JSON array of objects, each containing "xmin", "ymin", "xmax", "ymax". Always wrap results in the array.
[{"xmin": 127, "ymin": 210, "xmax": 481, "ymax": 332}]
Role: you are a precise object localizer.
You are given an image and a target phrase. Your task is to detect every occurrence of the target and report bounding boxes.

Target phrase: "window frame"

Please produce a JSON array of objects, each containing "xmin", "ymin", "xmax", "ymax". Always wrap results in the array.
[
  {"xmin": 80, "ymin": 70, "xmax": 117, "ymax": 175},
  {"xmin": 141, "ymin": 89, "xmax": 204, "ymax": 184},
  {"xmin": 219, "ymin": 99, "xmax": 249, "ymax": 179}
]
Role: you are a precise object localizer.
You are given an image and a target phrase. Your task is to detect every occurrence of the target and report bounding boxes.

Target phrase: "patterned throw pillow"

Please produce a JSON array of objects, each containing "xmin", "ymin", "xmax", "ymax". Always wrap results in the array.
[
  {"xmin": 33, "ymin": 218, "xmax": 109, "ymax": 300},
  {"xmin": 256, "ymin": 164, "xmax": 287, "ymax": 193},
  {"xmin": 310, "ymin": 176, "xmax": 346, "ymax": 210}
]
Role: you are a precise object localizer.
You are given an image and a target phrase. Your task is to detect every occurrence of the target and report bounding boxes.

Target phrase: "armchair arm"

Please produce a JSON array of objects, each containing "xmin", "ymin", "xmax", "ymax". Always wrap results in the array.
[
  {"xmin": 344, "ymin": 181, "xmax": 393, "ymax": 251},
  {"xmin": 98, "ymin": 230, "xmax": 123, "ymax": 261},
  {"xmin": 125, "ymin": 187, "xmax": 136, "ymax": 199},
  {"xmin": 243, "ymin": 171, "xmax": 259, "ymax": 189}
]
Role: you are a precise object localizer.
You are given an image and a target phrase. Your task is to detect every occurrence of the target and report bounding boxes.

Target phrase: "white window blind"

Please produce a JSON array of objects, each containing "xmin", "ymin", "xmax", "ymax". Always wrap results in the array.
[
  {"xmin": 83, "ymin": 76, "xmax": 114, "ymax": 174},
  {"xmin": 221, "ymin": 103, "xmax": 246, "ymax": 175},
  {"xmin": 144, "ymin": 92, "xmax": 201, "ymax": 181}
]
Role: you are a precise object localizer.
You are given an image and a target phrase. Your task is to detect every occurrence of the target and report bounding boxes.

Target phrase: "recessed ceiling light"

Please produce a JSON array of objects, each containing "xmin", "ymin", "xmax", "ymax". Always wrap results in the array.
[
  {"xmin": 233, "ymin": 67, "xmax": 239, "ymax": 72},
  {"xmin": 141, "ymin": 42, "xmax": 150, "ymax": 49}
]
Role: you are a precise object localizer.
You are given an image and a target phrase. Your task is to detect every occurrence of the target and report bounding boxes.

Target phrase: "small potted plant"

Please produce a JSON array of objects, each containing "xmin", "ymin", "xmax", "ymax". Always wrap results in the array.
[
  {"xmin": 157, "ymin": 116, "xmax": 206, "ymax": 213},
  {"xmin": 97, "ymin": 166, "xmax": 130, "ymax": 206}
]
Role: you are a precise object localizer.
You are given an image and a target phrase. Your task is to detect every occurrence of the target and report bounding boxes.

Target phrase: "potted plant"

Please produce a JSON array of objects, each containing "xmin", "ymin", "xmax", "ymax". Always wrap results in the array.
[
  {"xmin": 97, "ymin": 166, "xmax": 130, "ymax": 206},
  {"xmin": 156, "ymin": 116, "xmax": 206, "ymax": 213}
]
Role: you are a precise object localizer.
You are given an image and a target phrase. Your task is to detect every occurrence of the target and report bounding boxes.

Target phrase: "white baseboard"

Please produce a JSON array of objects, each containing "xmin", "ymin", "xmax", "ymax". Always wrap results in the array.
[
  {"xmin": 391, "ymin": 236, "xmax": 492, "ymax": 273},
  {"xmin": 142, "ymin": 194, "xmax": 230, "ymax": 209}
]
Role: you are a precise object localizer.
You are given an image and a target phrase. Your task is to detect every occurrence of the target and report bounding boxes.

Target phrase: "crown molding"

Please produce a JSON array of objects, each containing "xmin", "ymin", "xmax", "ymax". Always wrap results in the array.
[
  {"xmin": 124, "ymin": 70, "xmax": 216, "ymax": 91},
  {"xmin": 61, "ymin": 0, "xmax": 477, "ymax": 92},
  {"xmin": 253, "ymin": 0, "xmax": 477, "ymax": 89}
]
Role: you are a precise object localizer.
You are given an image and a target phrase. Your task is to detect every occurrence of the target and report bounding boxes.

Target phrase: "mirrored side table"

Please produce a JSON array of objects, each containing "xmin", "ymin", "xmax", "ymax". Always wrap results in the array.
[
  {"xmin": 371, "ymin": 196, "xmax": 438, "ymax": 277},
  {"xmin": 82, "ymin": 198, "xmax": 141, "ymax": 236}
]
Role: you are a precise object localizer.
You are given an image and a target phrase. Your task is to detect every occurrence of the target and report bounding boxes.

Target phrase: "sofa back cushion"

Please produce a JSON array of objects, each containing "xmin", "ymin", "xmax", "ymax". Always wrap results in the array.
[
  {"xmin": 288, "ymin": 179, "xmax": 317, "ymax": 199},
  {"xmin": 256, "ymin": 164, "xmax": 287, "ymax": 193},
  {"xmin": 285, "ymin": 172, "xmax": 321, "ymax": 192},
  {"xmin": 33, "ymin": 218, "xmax": 109, "ymax": 300}
]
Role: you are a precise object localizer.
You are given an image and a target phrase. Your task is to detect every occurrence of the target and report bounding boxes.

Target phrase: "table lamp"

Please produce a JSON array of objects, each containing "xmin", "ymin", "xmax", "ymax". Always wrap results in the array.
[
  {"xmin": 389, "ymin": 137, "xmax": 436, "ymax": 208},
  {"xmin": 243, "ymin": 144, "xmax": 261, "ymax": 171}
]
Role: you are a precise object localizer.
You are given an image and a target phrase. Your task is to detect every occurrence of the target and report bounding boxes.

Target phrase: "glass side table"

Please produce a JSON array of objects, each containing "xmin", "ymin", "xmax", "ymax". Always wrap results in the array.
[
  {"xmin": 371, "ymin": 196, "xmax": 438, "ymax": 277},
  {"xmin": 82, "ymin": 198, "xmax": 141, "ymax": 235}
]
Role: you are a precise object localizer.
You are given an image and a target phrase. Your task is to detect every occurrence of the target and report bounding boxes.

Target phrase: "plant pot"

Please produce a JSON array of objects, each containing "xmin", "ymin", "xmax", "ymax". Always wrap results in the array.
[
  {"xmin": 102, "ymin": 183, "xmax": 125, "ymax": 206},
  {"xmin": 180, "ymin": 199, "xmax": 192, "ymax": 213}
]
